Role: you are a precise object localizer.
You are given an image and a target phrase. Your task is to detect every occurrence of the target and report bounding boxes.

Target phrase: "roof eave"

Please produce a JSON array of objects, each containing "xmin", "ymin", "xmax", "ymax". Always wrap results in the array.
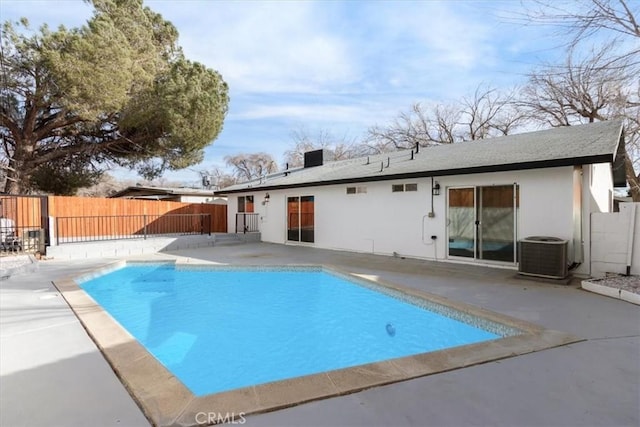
[{"xmin": 215, "ymin": 154, "xmax": 613, "ymax": 195}]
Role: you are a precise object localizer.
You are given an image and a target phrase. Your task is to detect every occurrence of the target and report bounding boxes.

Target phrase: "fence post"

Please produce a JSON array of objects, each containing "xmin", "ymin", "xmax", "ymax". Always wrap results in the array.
[
  {"xmin": 49, "ymin": 216, "xmax": 57, "ymax": 247},
  {"xmin": 143, "ymin": 214, "xmax": 147, "ymax": 239},
  {"xmin": 41, "ymin": 196, "xmax": 50, "ymax": 246},
  {"xmin": 55, "ymin": 217, "xmax": 60, "ymax": 246}
]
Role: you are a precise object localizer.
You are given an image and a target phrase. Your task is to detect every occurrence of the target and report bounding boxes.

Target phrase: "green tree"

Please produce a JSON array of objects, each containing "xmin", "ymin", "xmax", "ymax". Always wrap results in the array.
[{"xmin": 0, "ymin": 0, "xmax": 229, "ymax": 194}]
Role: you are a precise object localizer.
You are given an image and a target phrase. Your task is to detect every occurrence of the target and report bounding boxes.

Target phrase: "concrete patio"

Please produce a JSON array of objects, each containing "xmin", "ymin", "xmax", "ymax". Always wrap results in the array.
[{"xmin": 1, "ymin": 242, "xmax": 638, "ymax": 427}]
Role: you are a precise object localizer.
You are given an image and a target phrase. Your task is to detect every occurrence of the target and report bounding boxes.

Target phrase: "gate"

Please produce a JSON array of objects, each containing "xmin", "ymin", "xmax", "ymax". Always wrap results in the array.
[
  {"xmin": 236, "ymin": 212, "xmax": 259, "ymax": 233},
  {"xmin": 0, "ymin": 195, "xmax": 48, "ymax": 255}
]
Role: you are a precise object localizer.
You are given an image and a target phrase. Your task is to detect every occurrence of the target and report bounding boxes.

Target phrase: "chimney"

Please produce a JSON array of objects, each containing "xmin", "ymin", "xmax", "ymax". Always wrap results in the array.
[{"xmin": 303, "ymin": 149, "xmax": 333, "ymax": 168}]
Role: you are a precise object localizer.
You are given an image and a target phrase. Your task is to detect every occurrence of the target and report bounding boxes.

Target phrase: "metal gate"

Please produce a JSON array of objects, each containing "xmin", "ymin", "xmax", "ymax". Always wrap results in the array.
[{"xmin": 0, "ymin": 195, "xmax": 48, "ymax": 255}]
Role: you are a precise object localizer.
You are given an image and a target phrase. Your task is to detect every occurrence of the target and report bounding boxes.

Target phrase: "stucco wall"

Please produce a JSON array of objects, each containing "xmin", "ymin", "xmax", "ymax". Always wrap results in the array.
[
  {"xmin": 591, "ymin": 203, "xmax": 640, "ymax": 278},
  {"xmin": 316, "ymin": 180, "xmax": 429, "ymax": 256},
  {"xmin": 226, "ymin": 195, "xmax": 237, "ymax": 233},
  {"xmin": 574, "ymin": 163, "xmax": 615, "ymax": 276},
  {"xmin": 178, "ymin": 195, "xmax": 216, "ymax": 204},
  {"xmin": 227, "ymin": 167, "xmax": 590, "ymax": 267},
  {"xmin": 589, "ymin": 163, "xmax": 614, "ymax": 213}
]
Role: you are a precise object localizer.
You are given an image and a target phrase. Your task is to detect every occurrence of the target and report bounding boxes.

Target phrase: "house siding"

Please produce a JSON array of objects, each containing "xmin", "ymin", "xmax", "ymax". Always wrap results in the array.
[
  {"xmin": 588, "ymin": 163, "xmax": 614, "ymax": 214},
  {"xmin": 227, "ymin": 165, "xmax": 612, "ymax": 275}
]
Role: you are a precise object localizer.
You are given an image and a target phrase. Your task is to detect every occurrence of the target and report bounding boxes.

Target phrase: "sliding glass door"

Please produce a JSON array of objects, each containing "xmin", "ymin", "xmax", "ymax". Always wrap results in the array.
[
  {"xmin": 448, "ymin": 188, "xmax": 476, "ymax": 258},
  {"xmin": 448, "ymin": 185, "xmax": 518, "ymax": 263},
  {"xmin": 287, "ymin": 195, "xmax": 314, "ymax": 243},
  {"xmin": 478, "ymin": 186, "xmax": 517, "ymax": 262}
]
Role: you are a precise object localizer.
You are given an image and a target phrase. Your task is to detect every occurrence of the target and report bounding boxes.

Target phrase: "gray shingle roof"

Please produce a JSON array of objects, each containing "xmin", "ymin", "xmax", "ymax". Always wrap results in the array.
[{"xmin": 217, "ymin": 120, "xmax": 624, "ymax": 194}]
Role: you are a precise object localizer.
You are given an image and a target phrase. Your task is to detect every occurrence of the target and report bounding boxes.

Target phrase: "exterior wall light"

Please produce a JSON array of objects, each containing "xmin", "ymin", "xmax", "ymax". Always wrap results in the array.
[
  {"xmin": 263, "ymin": 193, "xmax": 270, "ymax": 204},
  {"xmin": 432, "ymin": 182, "xmax": 441, "ymax": 196}
]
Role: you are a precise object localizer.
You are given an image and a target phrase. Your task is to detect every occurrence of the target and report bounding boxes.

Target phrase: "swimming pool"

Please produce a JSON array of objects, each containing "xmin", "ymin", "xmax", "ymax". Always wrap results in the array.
[
  {"xmin": 80, "ymin": 264, "xmax": 507, "ymax": 395},
  {"xmin": 58, "ymin": 261, "xmax": 578, "ymax": 426}
]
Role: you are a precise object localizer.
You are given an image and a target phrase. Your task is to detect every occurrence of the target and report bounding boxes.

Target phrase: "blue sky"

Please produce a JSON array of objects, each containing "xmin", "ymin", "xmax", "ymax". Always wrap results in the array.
[{"xmin": 1, "ymin": 0, "xmax": 566, "ymax": 185}]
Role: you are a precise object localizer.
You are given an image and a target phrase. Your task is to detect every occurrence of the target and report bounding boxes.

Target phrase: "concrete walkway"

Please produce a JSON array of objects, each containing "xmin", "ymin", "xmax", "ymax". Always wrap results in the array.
[
  {"xmin": 1, "ymin": 243, "xmax": 638, "ymax": 427},
  {"xmin": 0, "ymin": 258, "xmax": 150, "ymax": 427}
]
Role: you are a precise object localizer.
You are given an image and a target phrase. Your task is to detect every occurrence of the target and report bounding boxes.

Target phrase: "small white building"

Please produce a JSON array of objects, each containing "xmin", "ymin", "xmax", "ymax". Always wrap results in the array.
[{"xmin": 217, "ymin": 121, "xmax": 627, "ymax": 277}]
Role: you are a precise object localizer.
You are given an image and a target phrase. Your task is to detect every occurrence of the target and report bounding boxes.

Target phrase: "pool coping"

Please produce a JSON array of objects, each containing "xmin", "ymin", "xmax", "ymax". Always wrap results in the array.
[{"xmin": 54, "ymin": 261, "xmax": 582, "ymax": 427}]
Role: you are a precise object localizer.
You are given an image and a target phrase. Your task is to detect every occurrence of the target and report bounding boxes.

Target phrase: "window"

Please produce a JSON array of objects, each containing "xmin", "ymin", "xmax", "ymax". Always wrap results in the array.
[
  {"xmin": 346, "ymin": 186, "xmax": 367, "ymax": 194},
  {"xmin": 392, "ymin": 184, "xmax": 417, "ymax": 192},
  {"xmin": 238, "ymin": 195, "xmax": 254, "ymax": 213}
]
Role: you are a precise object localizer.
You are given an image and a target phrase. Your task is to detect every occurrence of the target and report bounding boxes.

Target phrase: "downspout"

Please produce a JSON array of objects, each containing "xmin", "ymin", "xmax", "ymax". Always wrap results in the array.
[
  {"xmin": 626, "ymin": 204, "xmax": 637, "ymax": 276},
  {"xmin": 571, "ymin": 166, "xmax": 584, "ymax": 269},
  {"xmin": 422, "ymin": 176, "xmax": 438, "ymax": 261}
]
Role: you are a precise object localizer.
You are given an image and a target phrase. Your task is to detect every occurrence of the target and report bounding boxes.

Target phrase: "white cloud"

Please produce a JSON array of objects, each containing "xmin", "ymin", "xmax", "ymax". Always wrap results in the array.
[
  {"xmin": 1, "ymin": 1, "xmax": 92, "ymax": 28},
  {"xmin": 228, "ymin": 92, "xmax": 424, "ymax": 130},
  {"xmin": 2, "ymin": 0, "xmax": 569, "ymax": 184},
  {"xmin": 351, "ymin": 1, "xmax": 499, "ymax": 90},
  {"xmin": 148, "ymin": 1, "xmax": 357, "ymax": 94},
  {"xmin": 231, "ymin": 103, "xmax": 365, "ymax": 123}
]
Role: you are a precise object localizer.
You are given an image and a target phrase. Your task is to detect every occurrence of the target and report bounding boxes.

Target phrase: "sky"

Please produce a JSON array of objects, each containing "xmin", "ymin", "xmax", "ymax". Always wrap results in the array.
[{"xmin": 1, "ymin": 0, "xmax": 570, "ymax": 186}]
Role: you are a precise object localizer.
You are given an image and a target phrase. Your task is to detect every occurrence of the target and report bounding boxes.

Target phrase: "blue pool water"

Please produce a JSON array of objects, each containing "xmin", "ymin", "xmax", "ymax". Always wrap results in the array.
[{"xmin": 80, "ymin": 264, "xmax": 501, "ymax": 396}]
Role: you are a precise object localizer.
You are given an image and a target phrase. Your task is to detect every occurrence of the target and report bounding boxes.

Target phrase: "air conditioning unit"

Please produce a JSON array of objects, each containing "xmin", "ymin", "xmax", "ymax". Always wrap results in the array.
[{"xmin": 518, "ymin": 236, "xmax": 569, "ymax": 279}]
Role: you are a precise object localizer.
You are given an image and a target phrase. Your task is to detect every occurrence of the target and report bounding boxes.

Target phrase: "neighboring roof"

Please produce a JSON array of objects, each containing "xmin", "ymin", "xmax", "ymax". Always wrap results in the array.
[
  {"xmin": 217, "ymin": 121, "xmax": 625, "ymax": 195},
  {"xmin": 109, "ymin": 185, "xmax": 215, "ymax": 199}
]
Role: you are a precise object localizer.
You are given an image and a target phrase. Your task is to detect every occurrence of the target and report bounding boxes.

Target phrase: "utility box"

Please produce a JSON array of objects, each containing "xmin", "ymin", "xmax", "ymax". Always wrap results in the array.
[
  {"xmin": 23, "ymin": 228, "xmax": 46, "ymax": 253},
  {"xmin": 519, "ymin": 236, "xmax": 569, "ymax": 279}
]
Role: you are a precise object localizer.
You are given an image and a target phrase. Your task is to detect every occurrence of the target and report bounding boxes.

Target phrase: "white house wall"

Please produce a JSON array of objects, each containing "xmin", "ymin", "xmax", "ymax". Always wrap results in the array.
[
  {"xmin": 573, "ymin": 162, "xmax": 614, "ymax": 276},
  {"xmin": 179, "ymin": 196, "xmax": 216, "ymax": 204},
  {"xmin": 259, "ymin": 195, "xmax": 286, "ymax": 243},
  {"xmin": 587, "ymin": 163, "xmax": 614, "ymax": 213},
  {"xmin": 226, "ymin": 196, "xmax": 238, "ymax": 233},
  {"xmin": 316, "ymin": 181, "xmax": 430, "ymax": 257},
  {"xmin": 227, "ymin": 166, "xmax": 604, "ymax": 271}
]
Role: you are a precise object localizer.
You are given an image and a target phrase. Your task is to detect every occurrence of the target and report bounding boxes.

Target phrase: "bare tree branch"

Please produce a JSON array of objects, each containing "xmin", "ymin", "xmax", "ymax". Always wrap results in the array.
[
  {"xmin": 519, "ymin": 44, "xmax": 640, "ymax": 199},
  {"xmin": 284, "ymin": 127, "xmax": 360, "ymax": 167},
  {"xmin": 366, "ymin": 85, "xmax": 524, "ymax": 150},
  {"xmin": 225, "ymin": 153, "xmax": 278, "ymax": 182}
]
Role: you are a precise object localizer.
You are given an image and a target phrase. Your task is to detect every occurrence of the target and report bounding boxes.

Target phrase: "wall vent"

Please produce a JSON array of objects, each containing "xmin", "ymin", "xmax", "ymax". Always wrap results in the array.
[{"xmin": 518, "ymin": 236, "xmax": 569, "ymax": 279}]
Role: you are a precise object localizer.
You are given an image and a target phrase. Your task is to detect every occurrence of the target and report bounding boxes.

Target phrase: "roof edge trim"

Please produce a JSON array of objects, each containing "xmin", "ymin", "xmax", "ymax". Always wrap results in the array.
[{"xmin": 216, "ymin": 154, "xmax": 613, "ymax": 195}]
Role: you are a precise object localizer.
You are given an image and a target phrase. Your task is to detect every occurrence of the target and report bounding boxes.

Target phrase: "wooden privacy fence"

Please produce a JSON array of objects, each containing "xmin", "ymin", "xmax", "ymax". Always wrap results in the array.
[
  {"xmin": 48, "ymin": 196, "xmax": 227, "ymax": 241},
  {"xmin": 1, "ymin": 195, "xmax": 227, "ymax": 251},
  {"xmin": 0, "ymin": 195, "xmax": 46, "ymax": 228},
  {"xmin": 0, "ymin": 195, "xmax": 48, "ymax": 254}
]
